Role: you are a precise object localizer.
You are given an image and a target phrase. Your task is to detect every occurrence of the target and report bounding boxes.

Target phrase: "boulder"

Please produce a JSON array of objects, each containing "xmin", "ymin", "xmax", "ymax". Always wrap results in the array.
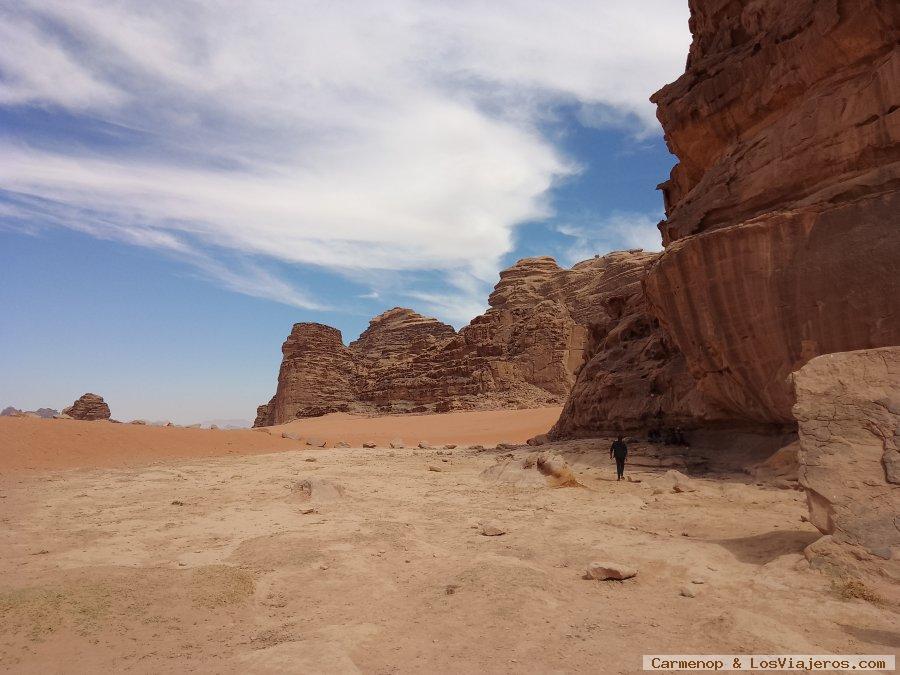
[
  {"xmin": 62, "ymin": 393, "xmax": 111, "ymax": 421},
  {"xmin": 586, "ymin": 562, "xmax": 637, "ymax": 581},
  {"xmin": 362, "ymin": 441, "xmax": 377, "ymax": 448},
  {"xmin": 292, "ymin": 478, "xmax": 345, "ymax": 502},
  {"xmin": 793, "ymin": 348, "xmax": 900, "ymax": 570},
  {"xmin": 480, "ymin": 452, "xmax": 581, "ymax": 488}
]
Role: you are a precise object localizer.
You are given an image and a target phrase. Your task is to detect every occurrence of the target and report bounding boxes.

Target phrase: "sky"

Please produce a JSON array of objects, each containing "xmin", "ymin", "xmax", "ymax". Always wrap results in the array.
[{"xmin": 0, "ymin": 0, "xmax": 691, "ymax": 424}]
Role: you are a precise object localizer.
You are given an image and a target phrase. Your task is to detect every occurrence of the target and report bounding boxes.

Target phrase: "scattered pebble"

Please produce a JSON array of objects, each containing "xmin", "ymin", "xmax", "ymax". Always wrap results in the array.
[
  {"xmin": 680, "ymin": 586, "xmax": 697, "ymax": 598},
  {"xmin": 481, "ymin": 522, "xmax": 506, "ymax": 536}
]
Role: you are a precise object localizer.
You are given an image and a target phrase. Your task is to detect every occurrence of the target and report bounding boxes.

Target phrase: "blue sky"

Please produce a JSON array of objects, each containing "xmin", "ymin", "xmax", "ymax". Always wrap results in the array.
[{"xmin": 0, "ymin": 1, "xmax": 690, "ymax": 423}]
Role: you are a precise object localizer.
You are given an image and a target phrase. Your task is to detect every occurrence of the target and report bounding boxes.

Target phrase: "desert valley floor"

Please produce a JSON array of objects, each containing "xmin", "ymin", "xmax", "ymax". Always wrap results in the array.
[{"xmin": 0, "ymin": 413, "xmax": 896, "ymax": 673}]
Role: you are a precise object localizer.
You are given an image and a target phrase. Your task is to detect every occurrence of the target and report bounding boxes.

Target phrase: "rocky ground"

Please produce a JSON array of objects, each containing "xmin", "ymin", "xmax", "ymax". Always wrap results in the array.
[{"xmin": 0, "ymin": 420, "xmax": 896, "ymax": 673}]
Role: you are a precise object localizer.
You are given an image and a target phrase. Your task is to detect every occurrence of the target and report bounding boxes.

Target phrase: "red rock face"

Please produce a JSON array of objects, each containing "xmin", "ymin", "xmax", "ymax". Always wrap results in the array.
[
  {"xmin": 641, "ymin": 0, "xmax": 900, "ymax": 426},
  {"xmin": 254, "ymin": 253, "xmax": 656, "ymax": 426},
  {"xmin": 550, "ymin": 252, "xmax": 726, "ymax": 438},
  {"xmin": 62, "ymin": 393, "xmax": 111, "ymax": 421}
]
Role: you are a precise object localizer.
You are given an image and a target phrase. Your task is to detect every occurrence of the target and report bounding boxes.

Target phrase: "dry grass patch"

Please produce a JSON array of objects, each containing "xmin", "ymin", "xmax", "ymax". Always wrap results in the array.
[
  {"xmin": 190, "ymin": 565, "xmax": 256, "ymax": 609},
  {"xmin": 832, "ymin": 577, "xmax": 883, "ymax": 604},
  {"xmin": 0, "ymin": 583, "xmax": 112, "ymax": 641}
]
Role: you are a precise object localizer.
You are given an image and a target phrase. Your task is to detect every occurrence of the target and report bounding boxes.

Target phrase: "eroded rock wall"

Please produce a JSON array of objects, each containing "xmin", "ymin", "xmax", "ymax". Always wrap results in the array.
[
  {"xmin": 550, "ymin": 252, "xmax": 723, "ymax": 437},
  {"xmin": 642, "ymin": 0, "xmax": 900, "ymax": 426}
]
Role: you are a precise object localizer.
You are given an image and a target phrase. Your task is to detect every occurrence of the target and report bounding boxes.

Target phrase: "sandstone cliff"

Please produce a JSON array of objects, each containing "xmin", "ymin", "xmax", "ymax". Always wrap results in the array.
[
  {"xmin": 62, "ymin": 393, "xmax": 111, "ymax": 421},
  {"xmin": 255, "ymin": 253, "xmax": 655, "ymax": 426},
  {"xmin": 552, "ymin": 0, "xmax": 900, "ymax": 438},
  {"xmin": 642, "ymin": 0, "xmax": 900, "ymax": 427}
]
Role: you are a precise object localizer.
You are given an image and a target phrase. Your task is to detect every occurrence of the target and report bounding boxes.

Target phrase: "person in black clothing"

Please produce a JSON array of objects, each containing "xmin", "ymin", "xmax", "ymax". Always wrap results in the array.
[{"xmin": 610, "ymin": 435, "xmax": 628, "ymax": 481}]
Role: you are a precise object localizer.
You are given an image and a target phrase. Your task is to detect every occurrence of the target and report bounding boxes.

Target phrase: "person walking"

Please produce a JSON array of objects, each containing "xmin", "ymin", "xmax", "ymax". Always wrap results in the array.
[{"xmin": 610, "ymin": 435, "xmax": 628, "ymax": 481}]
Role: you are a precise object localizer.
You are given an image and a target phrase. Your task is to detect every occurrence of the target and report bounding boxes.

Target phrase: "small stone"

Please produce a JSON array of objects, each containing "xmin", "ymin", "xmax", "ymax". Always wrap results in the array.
[
  {"xmin": 362, "ymin": 441, "xmax": 377, "ymax": 448},
  {"xmin": 443, "ymin": 444, "xmax": 457, "ymax": 450},
  {"xmin": 481, "ymin": 522, "xmax": 506, "ymax": 536},
  {"xmin": 428, "ymin": 465, "xmax": 442, "ymax": 472},
  {"xmin": 304, "ymin": 457, "xmax": 317, "ymax": 462},
  {"xmin": 335, "ymin": 441, "xmax": 351, "ymax": 448},
  {"xmin": 418, "ymin": 441, "xmax": 433, "ymax": 449},
  {"xmin": 680, "ymin": 586, "xmax": 697, "ymax": 598},
  {"xmin": 585, "ymin": 561, "xmax": 637, "ymax": 581},
  {"xmin": 282, "ymin": 431, "xmax": 303, "ymax": 441},
  {"xmin": 389, "ymin": 439, "xmax": 405, "ymax": 449},
  {"xmin": 306, "ymin": 437, "xmax": 327, "ymax": 447}
]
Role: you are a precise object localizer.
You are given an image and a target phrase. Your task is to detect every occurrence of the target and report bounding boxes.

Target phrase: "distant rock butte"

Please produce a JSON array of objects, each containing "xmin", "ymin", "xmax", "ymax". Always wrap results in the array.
[
  {"xmin": 255, "ymin": 253, "xmax": 656, "ymax": 426},
  {"xmin": 553, "ymin": 0, "xmax": 900, "ymax": 436},
  {"xmin": 62, "ymin": 393, "xmax": 111, "ymax": 421}
]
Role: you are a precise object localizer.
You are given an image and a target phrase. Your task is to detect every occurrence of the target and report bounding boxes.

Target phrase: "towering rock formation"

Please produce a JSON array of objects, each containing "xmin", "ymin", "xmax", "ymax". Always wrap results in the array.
[
  {"xmin": 254, "ymin": 323, "xmax": 358, "ymax": 427},
  {"xmin": 550, "ymin": 252, "xmax": 722, "ymax": 438},
  {"xmin": 255, "ymin": 253, "xmax": 658, "ymax": 426},
  {"xmin": 62, "ymin": 393, "xmax": 111, "ymax": 421},
  {"xmin": 553, "ymin": 0, "xmax": 899, "ymax": 438},
  {"xmin": 642, "ymin": 0, "xmax": 900, "ymax": 427}
]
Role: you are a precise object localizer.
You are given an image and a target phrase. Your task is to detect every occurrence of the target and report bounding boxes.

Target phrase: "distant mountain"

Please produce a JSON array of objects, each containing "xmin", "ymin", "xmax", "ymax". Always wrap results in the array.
[
  {"xmin": 201, "ymin": 418, "xmax": 251, "ymax": 429},
  {"xmin": 1, "ymin": 406, "xmax": 59, "ymax": 418}
]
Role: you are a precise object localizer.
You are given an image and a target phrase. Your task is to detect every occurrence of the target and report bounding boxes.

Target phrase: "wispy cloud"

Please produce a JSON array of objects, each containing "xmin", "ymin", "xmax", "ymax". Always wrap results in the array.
[
  {"xmin": 554, "ymin": 212, "xmax": 664, "ymax": 266},
  {"xmin": 0, "ymin": 0, "xmax": 689, "ymax": 320}
]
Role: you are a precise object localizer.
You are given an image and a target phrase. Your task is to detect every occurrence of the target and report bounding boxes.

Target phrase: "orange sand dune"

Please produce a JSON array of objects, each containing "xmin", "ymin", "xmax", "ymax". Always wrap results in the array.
[
  {"xmin": 0, "ymin": 418, "xmax": 300, "ymax": 473},
  {"xmin": 0, "ymin": 407, "xmax": 561, "ymax": 473},
  {"xmin": 271, "ymin": 407, "xmax": 562, "ymax": 447}
]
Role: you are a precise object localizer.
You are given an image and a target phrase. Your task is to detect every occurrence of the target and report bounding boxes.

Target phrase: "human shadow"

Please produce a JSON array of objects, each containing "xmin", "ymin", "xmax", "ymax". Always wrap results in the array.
[{"xmin": 839, "ymin": 624, "xmax": 900, "ymax": 649}]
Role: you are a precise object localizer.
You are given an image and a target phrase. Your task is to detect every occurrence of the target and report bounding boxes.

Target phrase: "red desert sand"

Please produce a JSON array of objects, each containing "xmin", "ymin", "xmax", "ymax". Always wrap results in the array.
[{"xmin": 0, "ymin": 408, "xmax": 560, "ymax": 473}]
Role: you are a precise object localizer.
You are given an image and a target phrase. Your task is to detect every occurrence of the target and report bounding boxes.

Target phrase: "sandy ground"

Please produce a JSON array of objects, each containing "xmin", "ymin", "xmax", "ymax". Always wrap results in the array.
[
  {"xmin": 0, "ymin": 408, "xmax": 561, "ymax": 474},
  {"xmin": 0, "ymin": 419, "xmax": 897, "ymax": 673},
  {"xmin": 270, "ymin": 408, "xmax": 563, "ymax": 448}
]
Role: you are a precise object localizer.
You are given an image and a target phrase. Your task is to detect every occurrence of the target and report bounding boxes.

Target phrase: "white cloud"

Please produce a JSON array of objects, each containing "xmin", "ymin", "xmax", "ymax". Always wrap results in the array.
[
  {"xmin": 555, "ymin": 212, "xmax": 664, "ymax": 266},
  {"xmin": 0, "ymin": 0, "xmax": 689, "ymax": 320}
]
